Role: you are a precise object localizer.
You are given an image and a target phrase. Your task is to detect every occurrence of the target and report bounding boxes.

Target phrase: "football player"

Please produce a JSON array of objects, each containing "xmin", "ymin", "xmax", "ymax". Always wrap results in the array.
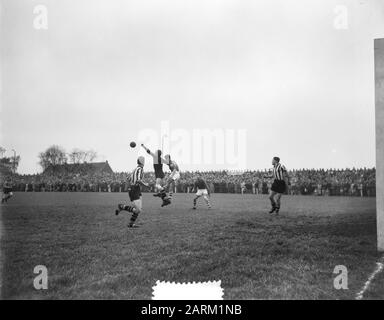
[
  {"xmin": 158, "ymin": 154, "xmax": 180, "ymax": 206},
  {"xmin": 1, "ymin": 178, "xmax": 13, "ymax": 204},
  {"xmin": 192, "ymin": 176, "xmax": 211, "ymax": 209},
  {"xmin": 115, "ymin": 156, "xmax": 149, "ymax": 228},
  {"xmin": 141, "ymin": 144, "xmax": 165, "ymax": 195},
  {"xmin": 264, "ymin": 156, "xmax": 290, "ymax": 214}
]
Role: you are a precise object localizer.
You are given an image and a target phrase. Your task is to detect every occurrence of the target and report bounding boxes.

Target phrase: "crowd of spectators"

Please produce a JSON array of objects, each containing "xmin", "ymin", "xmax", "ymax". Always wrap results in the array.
[{"xmin": 1, "ymin": 167, "xmax": 376, "ymax": 197}]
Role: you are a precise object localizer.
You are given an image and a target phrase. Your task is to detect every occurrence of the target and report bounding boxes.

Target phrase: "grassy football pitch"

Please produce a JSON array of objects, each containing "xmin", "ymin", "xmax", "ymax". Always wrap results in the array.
[{"xmin": 0, "ymin": 192, "xmax": 382, "ymax": 299}]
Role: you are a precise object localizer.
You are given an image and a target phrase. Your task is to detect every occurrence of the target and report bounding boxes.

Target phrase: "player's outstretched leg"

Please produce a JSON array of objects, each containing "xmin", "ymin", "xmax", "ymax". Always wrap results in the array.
[
  {"xmin": 168, "ymin": 181, "xmax": 175, "ymax": 200},
  {"xmin": 161, "ymin": 197, "xmax": 171, "ymax": 207},
  {"xmin": 269, "ymin": 191, "xmax": 277, "ymax": 213},
  {"xmin": 115, "ymin": 203, "xmax": 141, "ymax": 227},
  {"xmin": 275, "ymin": 194, "xmax": 282, "ymax": 214},
  {"xmin": 158, "ymin": 184, "xmax": 171, "ymax": 207},
  {"xmin": 128, "ymin": 209, "xmax": 140, "ymax": 227},
  {"xmin": 115, "ymin": 203, "xmax": 122, "ymax": 215},
  {"xmin": 2, "ymin": 192, "xmax": 12, "ymax": 203},
  {"xmin": 115, "ymin": 203, "xmax": 129, "ymax": 215},
  {"xmin": 153, "ymin": 178, "xmax": 164, "ymax": 197},
  {"xmin": 128, "ymin": 199, "xmax": 142, "ymax": 227},
  {"xmin": 193, "ymin": 196, "xmax": 199, "ymax": 209},
  {"xmin": 203, "ymin": 195, "xmax": 212, "ymax": 209}
]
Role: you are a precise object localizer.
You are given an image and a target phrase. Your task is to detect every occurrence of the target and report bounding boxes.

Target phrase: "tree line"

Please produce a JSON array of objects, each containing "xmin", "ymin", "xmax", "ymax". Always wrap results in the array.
[
  {"xmin": 0, "ymin": 146, "xmax": 21, "ymax": 174},
  {"xmin": 38, "ymin": 145, "xmax": 98, "ymax": 171},
  {"xmin": 1, "ymin": 145, "xmax": 99, "ymax": 174}
]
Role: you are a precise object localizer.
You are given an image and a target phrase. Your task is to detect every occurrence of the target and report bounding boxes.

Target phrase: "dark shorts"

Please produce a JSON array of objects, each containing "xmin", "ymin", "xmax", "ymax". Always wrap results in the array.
[
  {"xmin": 129, "ymin": 185, "xmax": 142, "ymax": 202},
  {"xmin": 271, "ymin": 180, "xmax": 286, "ymax": 194},
  {"xmin": 3, "ymin": 187, "xmax": 12, "ymax": 194},
  {"xmin": 154, "ymin": 169, "xmax": 165, "ymax": 179}
]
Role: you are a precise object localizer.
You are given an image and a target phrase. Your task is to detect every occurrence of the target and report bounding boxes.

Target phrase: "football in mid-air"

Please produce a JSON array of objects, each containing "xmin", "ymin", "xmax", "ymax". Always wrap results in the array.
[{"xmin": 130, "ymin": 141, "xmax": 136, "ymax": 148}]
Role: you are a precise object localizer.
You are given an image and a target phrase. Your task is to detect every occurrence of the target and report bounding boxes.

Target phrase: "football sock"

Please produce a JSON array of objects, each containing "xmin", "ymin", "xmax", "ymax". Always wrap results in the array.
[
  {"xmin": 123, "ymin": 205, "xmax": 135, "ymax": 212},
  {"xmin": 204, "ymin": 196, "xmax": 211, "ymax": 208},
  {"xmin": 130, "ymin": 211, "xmax": 139, "ymax": 224}
]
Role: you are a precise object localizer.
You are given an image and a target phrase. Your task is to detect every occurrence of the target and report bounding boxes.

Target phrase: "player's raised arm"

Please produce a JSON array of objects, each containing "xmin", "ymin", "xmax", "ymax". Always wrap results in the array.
[
  {"xmin": 141, "ymin": 144, "xmax": 156, "ymax": 158},
  {"xmin": 206, "ymin": 183, "xmax": 211, "ymax": 196}
]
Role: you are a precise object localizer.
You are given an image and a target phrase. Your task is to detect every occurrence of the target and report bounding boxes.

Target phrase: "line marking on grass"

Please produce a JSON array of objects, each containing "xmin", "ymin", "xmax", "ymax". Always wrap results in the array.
[{"xmin": 355, "ymin": 256, "xmax": 384, "ymax": 300}]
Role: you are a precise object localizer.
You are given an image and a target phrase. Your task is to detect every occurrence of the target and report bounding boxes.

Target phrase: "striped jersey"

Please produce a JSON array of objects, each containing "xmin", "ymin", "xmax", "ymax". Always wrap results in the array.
[
  {"xmin": 273, "ymin": 163, "xmax": 287, "ymax": 181},
  {"xmin": 129, "ymin": 166, "xmax": 144, "ymax": 185}
]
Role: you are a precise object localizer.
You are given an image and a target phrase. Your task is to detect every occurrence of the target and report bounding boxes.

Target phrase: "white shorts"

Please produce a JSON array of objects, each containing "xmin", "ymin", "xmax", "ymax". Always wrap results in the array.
[
  {"xmin": 196, "ymin": 189, "xmax": 208, "ymax": 196},
  {"xmin": 169, "ymin": 171, "xmax": 180, "ymax": 181},
  {"xmin": 132, "ymin": 199, "xmax": 142, "ymax": 211}
]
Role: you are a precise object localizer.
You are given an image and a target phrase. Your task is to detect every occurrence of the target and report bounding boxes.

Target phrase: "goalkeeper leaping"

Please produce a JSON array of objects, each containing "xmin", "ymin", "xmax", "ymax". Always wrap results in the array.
[
  {"xmin": 141, "ymin": 144, "xmax": 166, "ymax": 194},
  {"xmin": 141, "ymin": 144, "xmax": 180, "ymax": 207}
]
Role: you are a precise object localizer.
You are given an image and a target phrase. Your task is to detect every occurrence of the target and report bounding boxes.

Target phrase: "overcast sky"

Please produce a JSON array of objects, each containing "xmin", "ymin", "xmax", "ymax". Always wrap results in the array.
[{"xmin": 1, "ymin": 0, "xmax": 384, "ymax": 174}]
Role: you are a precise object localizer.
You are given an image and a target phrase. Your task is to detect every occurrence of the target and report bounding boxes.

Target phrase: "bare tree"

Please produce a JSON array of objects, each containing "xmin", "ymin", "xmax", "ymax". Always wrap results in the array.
[
  {"xmin": 68, "ymin": 149, "xmax": 98, "ymax": 163},
  {"xmin": 0, "ymin": 154, "xmax": 21, "ymax": 173},
  {"xmin": 0, "ymin": 146, "xmax": 6, "ymax": 158},
  {"xmin": 85, "ymin": 150, "xmax": 97, "ymax": 162},
  {"xmin": 38, "ymin": 145, "xmax": 67, "ymax": 171},
  {"xmin": 12, "ymin": 155, "xmax": 21, "ymax": 173},
  {"xmin": 69, "ymin": 149, "xmax": 83, "ymax": 164}
]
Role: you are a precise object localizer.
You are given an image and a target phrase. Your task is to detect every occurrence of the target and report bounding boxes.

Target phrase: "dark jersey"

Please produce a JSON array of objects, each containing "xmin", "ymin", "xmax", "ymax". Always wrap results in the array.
[
  {"xmin": 153, "ymin": 152, "xmax": 163, "ymax": 171},
  {"xmin": 194, "ymin": 178, "xmax": 208, "ymax": 190},
  {"xmin": 3, "ymin": 181, "xmax": 12, "ymax": 189},
  {"xmin": 3, "ymin": 181, "xmax": 12, "ymax": 193},
  {"xmin": 154, "ymin": 163, "xmax": 163, "ymax": 172},
  {"xmin": 147, "ymin": 150, "xmax": 164, "ymax": 177}
]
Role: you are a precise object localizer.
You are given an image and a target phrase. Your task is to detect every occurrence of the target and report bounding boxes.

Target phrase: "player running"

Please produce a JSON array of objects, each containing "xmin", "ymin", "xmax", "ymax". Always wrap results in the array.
[
  {"xmin": 115, "ymin": 156, "xmax": 149, "ymax": 228},
  {"xmin": 1, "ymin": 178, "xmax": 13, "ymax": 204},
  {"xmin": 264, "ymin": 156, "xmax": 290, "ymax": 214},
  {"xmin": 192, "ymin": 176, "xmax": 212, "ymax": 210}
]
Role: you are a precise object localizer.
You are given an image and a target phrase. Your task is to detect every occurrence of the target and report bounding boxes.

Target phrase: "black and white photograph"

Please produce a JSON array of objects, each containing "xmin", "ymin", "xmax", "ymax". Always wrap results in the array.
[{"xmin": 1, "ymin": 0, "xmax": 384, "ymax": 305}]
